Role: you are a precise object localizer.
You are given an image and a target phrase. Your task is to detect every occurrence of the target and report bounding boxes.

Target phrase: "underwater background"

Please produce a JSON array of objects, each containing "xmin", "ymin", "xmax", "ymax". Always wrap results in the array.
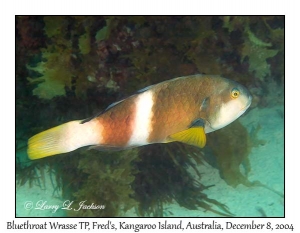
[{"xmin": 16, "ymin": 16, "xmax": 284, "ymax": 217}]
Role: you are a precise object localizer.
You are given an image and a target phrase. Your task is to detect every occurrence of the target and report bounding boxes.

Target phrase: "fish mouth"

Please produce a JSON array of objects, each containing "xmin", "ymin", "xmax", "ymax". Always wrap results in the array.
[
  {"xmin": 241, "ymin": 95, "xmax": 252, "ymax": 111},
  {"xmin": 241, "ymin": 102, "xmax": 251, "ymax": 112}
]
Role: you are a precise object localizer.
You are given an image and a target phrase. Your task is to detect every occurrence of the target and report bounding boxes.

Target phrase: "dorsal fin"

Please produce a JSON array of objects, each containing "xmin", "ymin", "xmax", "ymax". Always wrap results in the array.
[
  {"xmin": 137, "ymin": 84, "xmax": 155, "ymax": 93},
  {"xmin": 81, "ymin": 98, "xmax": 126, "ymax": 124},
  {"xmin": 104, "ymin": 99, "xmax": 125, "ymax": 111}
]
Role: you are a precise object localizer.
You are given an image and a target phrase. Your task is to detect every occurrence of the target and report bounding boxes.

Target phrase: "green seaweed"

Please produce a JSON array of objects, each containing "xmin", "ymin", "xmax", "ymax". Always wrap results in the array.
[
  {"xmin": 24, "ymin": 16, "xmax": 284, "ymax": 103},
  {"xmin": 206, "ymin": 121, "xmax": 252, "ymax": 187},
  {"xmin": 206, "ymin": 120, "xmax": 269, "ymax": 189},
  {"xmin": 66, "ymin": 149, "xmax": 139, "ymax": 217},
  {"xmin": 133, "ymin": 143, "xmax": 233, "ymax": 217},
  {"xmin": 26, "ymin": 16, "xmax": 112, "ymax": 99},
  {"xmin": 241, "ymin": 39, "xmax": 278, "ymax": 81},
  {"xmin": 16, "ymin": 157, "xmax": 51, "ymax": 191}
]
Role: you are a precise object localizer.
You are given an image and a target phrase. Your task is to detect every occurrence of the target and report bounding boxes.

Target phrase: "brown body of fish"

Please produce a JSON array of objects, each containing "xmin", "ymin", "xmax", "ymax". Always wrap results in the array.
[{"xmin": 27, "ymin": 75, "xmax": 252, "ymax": 160}]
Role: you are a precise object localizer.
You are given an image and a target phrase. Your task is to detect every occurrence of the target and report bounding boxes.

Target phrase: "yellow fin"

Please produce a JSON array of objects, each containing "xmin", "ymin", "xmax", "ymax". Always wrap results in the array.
[
  {"xmin": 27, "ymin": 125, "xmax": 69, "ymax": 160},
  {"xmin": 168, "ymin": 127, "xmax": 206, "ymax": 148},
  {"xmin": 27, "ymin": 120, "xmax": 85, "ymax": 160}
]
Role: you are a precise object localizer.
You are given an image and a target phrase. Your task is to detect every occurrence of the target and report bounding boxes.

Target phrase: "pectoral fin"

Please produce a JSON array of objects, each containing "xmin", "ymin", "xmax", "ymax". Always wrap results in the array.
[{"xmin": 168, "ymin": 119, "xmax": 206, "ymax": 148}]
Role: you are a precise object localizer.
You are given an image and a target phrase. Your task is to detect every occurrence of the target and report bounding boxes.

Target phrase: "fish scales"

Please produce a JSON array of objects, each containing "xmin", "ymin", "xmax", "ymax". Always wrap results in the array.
[
  {"xmin": 27, "ymin": 74, "xmax": 252, "ymax": 160},
  {"xmin": 149, "ymin": 78, "xmax": 204, "ymax": 142},
  {"xmin": 96, "ymin": 96, "xmax": 137, "ymax": 147}
]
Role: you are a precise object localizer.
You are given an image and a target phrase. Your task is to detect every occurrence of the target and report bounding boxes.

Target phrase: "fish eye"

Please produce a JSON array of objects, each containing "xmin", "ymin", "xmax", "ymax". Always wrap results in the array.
[{"xmin": 231, "ymin": 88, "xmax": 240, "ymax": 99}]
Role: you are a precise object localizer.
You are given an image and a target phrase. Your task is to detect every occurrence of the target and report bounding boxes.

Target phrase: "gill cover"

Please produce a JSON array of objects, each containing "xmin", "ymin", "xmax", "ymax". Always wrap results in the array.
[{"xmin": 208, "ymin": 83, "xmax": 252, "ymax": 131}]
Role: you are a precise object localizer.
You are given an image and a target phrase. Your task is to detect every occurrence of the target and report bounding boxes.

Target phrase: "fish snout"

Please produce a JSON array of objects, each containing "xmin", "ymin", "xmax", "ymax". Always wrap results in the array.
[{"xmin": 244, "ymin": 90, "xmax": 252, "ymax": 110}]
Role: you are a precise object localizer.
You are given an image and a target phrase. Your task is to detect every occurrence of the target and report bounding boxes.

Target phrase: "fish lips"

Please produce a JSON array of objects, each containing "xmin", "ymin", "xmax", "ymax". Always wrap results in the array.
[{"xmin": 242, "ymin": 93, "xmax": 252, "ymax": 111}]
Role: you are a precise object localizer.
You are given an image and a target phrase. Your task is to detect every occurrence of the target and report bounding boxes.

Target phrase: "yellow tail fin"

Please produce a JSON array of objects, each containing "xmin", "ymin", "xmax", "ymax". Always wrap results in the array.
[{"xmin": 27, "ymin": 120, "xmax": 102, "ymax": 160}]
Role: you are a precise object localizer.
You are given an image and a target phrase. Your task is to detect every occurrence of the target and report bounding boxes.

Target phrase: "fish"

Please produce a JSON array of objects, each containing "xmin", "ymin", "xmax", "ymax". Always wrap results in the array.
[{"xmin": 27, "ymin": 74, "xmax": 252, "ymax": 160}]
